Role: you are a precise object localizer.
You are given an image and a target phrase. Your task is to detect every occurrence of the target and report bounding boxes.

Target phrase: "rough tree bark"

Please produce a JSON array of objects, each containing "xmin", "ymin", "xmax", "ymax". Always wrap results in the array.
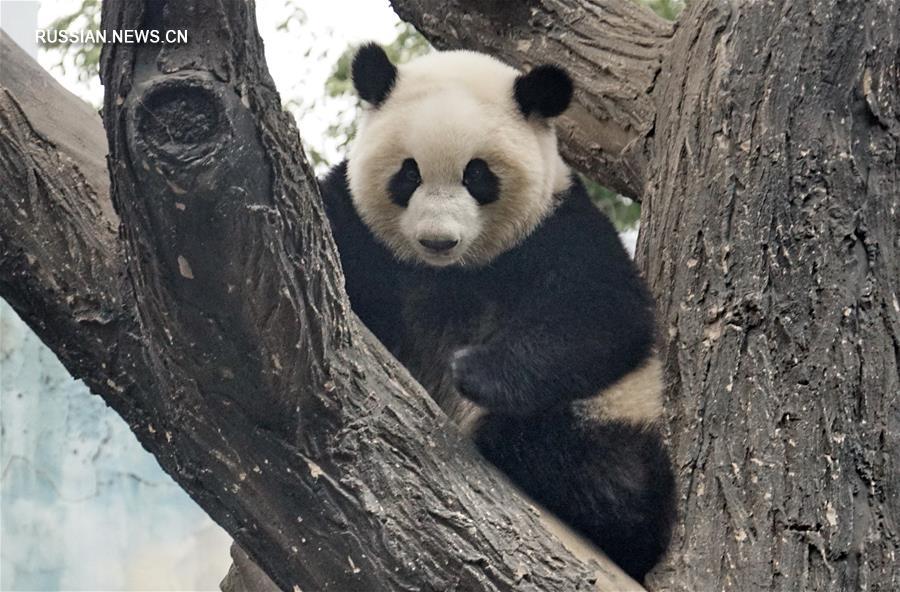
[
  {"xmin": 640, "ymin": 2, "xmax": 899, "ymax": 590},
  {"xmin": 0, "ymin": 5, "xmax": 637, "ymax": 592},
  {"xmin": 393, "ymin": 0, "xmax": 900, "ymax": 590}
]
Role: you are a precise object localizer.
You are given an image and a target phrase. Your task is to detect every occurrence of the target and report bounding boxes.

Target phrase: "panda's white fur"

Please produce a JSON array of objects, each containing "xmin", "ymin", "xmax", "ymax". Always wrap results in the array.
[
  {"xmin": 348, "ymin": 51, "xmax": 570, "ymax": 267},
  {"xmin": 590, "ymin": 355, "xmax": 664, "ymax": 423}
]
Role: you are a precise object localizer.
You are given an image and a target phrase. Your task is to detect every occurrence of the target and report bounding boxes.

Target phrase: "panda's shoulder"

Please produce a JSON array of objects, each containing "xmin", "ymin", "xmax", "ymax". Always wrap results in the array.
[
  {"xmin": 319, "ymin": 161, "xmax": 353, "ymax": 218},
  {"xmin": 551, "ymin": 176, "xmax": 618, "ymax": 235},
  {"xmin": 319, "ymin": 161, "xmax": 410, "ymax": 340},
  {"xmin": 521, "ymin": 175, "xmax": 627, "ymax": 264},
  {"xmin": 318, "ymin": 161, "xmax": 376, "ymax": 249}
]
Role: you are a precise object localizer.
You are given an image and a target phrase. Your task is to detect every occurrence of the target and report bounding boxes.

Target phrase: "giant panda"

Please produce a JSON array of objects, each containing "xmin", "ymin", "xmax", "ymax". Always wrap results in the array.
[{"xmin": 320, "ymin": 43, "xmax": 676, "ymax": 582}]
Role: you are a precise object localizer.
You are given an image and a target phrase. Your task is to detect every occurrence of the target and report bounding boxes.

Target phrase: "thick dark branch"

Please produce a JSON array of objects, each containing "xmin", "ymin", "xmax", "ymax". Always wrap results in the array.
[
  {"xmin": 389, "ymin": 0, "xmax": 674, "ymax": 198},
  {"xmin": 0, "ymin": 32, "xmax": 147, "ymax": 428},
  {"xmin": 1, "ymin": 6, "xmax": 639, "ymax": 592}
]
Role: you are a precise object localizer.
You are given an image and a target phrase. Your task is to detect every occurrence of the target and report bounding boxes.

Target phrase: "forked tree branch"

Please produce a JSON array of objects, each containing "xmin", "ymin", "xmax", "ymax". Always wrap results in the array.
[
  {"xmin": 1, "ymin": 1, "xmax": 641, "ymax": 589},
  {"xmin": 389, "ymin": 0, "xmax": 674, "ymax": 198}
]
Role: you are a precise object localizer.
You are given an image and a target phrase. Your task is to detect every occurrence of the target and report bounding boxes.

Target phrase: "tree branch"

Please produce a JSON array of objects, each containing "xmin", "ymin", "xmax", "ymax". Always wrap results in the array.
[
  {"xmin": 389, "ymin": 0, "xmax": 674, "ymax": 198},
  {"xmin": 2, "ymin": 4, "xmax": 640, "ymax": 591},
  {"xmin": 0, "ymin": 32, "xmax": 145, "ymax": 427}
]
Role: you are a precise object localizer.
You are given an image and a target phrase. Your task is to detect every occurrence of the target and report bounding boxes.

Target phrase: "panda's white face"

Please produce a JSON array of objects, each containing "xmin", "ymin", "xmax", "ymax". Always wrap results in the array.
[{"xmin": 347, "ymin": 49, "xmax": 572, "ymax": 267}]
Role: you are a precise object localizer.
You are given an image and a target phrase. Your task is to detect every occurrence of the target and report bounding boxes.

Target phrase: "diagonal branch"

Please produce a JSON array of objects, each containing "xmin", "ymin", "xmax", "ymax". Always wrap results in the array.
[
  {"xmin": 389, "ymin": 0, "xmax": 674, "ymax": 199},
  {"xmin": 1, "ymin": 4, "xmax": 641, "ymax": 591},
  {"xmin": 0, "ymin": 32, "xmax": 144, "ymax": 428}
]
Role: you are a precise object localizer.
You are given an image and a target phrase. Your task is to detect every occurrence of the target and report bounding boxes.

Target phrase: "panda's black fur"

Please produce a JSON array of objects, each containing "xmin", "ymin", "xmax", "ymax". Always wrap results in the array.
[{"xmin": 320, "ymin": 159, "xmax": 676, "ymax": 580}]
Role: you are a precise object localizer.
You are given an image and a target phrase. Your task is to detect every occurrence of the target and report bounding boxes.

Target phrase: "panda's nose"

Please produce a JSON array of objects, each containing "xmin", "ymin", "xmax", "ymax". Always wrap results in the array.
[{"xmin": 418, "ymin": 237, "xmax": 459, "ymax": 253}]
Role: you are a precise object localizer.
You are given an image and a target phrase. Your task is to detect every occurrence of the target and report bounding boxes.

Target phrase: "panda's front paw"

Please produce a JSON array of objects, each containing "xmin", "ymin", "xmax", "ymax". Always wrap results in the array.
[{"xmin": 451, "ymin": 346, "xmax": 510, "ymax": 411}]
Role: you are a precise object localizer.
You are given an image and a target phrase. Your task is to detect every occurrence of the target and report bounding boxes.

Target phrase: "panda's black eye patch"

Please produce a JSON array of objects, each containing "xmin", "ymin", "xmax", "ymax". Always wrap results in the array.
[
  {"xmin": 463, "ymin": 159, "xmax": 500, "ymax": 205},
  {"xmin": 388, "ymin": 158, "xmax": 421, "ymax": 207}
]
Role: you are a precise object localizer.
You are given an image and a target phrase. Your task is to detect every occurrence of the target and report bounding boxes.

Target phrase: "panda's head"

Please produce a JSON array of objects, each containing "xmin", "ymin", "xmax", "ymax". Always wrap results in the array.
[{"xmin": 347, "ymin": 44, "xmax": 573, "ymax": 267}]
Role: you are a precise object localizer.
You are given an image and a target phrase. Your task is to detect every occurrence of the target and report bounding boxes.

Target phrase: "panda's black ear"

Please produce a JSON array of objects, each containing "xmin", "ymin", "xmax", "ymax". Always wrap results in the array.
[
  {"xmin": 352, "ymin": 43, "xmax": 397, "ymax": 107},
  {"xmin": 514, "ymin": 64, "xmax": 573, "ymax": 118}
]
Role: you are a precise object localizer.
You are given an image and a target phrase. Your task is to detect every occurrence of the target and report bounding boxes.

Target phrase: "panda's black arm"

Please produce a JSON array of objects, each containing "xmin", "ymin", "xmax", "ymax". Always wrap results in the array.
[
  {"xmin": 453, "ymin": 191, "xmax": 657, "ymax": 415},
  {"xmin": 452, "ymin": 290, "xmax": 656, "ymax": 414}
]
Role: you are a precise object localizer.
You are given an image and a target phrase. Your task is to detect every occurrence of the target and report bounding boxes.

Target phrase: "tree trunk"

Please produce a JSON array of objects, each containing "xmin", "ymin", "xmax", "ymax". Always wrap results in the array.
[
  {"xmin": 393, "ymin": 0, "xmax": 900, "ymax": 590},
  {"xmin": 640, "ymin": 1, "xmax": 900, "ymax": 589}
]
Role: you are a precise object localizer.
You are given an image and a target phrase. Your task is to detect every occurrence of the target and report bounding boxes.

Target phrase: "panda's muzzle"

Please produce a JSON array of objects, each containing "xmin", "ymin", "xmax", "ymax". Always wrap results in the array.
[
  {"xmin": 401, "ymin": 188, "xmax": 481, "ymax": 265},
  {"xmin": 418, "ymin": 237, "xmax": 459, "ymax": 253}
]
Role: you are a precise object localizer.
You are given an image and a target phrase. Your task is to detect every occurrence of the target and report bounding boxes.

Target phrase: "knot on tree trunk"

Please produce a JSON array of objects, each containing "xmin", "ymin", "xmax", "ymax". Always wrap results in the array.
[
  {"xmin": 133, "ymin": 78, "xmax": 224, "ymax": 158},
  {"xmin": 126, "ymin": 73, "xmax": 266, "ymax": 198}
]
